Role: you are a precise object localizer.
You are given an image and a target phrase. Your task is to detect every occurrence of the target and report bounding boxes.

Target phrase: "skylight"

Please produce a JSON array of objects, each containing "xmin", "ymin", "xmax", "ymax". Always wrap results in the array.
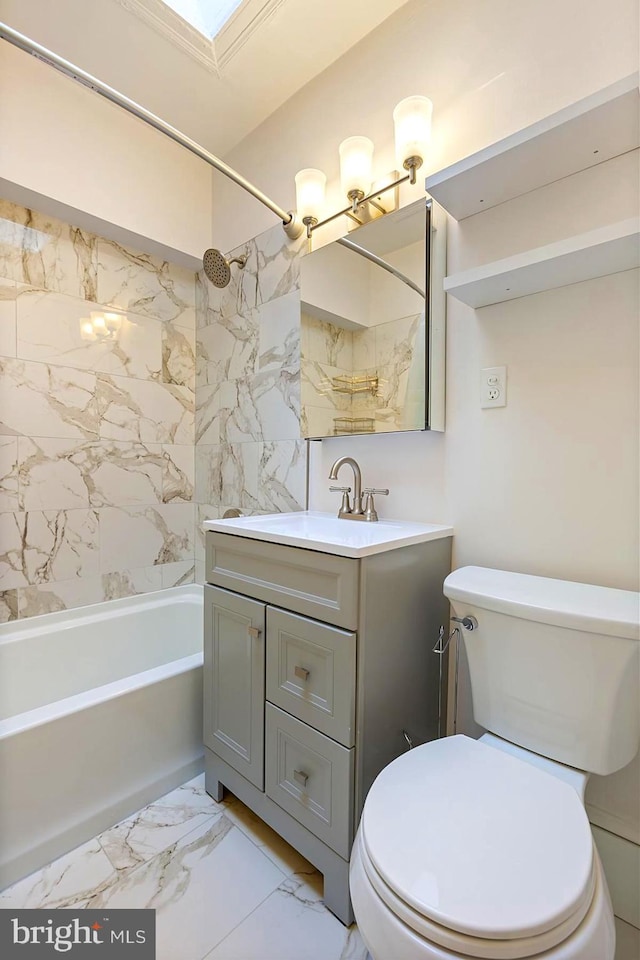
[{"xmin": 162, "ymin": 0, "xmax": 244, "ymax": 39}]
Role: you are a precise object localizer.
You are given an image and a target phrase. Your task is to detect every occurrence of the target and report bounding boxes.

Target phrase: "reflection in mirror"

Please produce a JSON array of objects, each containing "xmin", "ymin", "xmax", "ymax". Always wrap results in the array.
[{"xmin": 300, "ymin": 197, "xmax": 445, "ymax": 439}]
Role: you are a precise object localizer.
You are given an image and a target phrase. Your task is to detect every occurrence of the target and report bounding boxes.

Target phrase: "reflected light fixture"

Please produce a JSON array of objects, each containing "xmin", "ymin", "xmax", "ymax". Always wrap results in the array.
[
  {"xmin": 295, "ymin": 96, "xmax": 432, "ymax": 237},
  {"xmin": 80, "ymin": 311, "xmax": 123, "ymax": 342}
]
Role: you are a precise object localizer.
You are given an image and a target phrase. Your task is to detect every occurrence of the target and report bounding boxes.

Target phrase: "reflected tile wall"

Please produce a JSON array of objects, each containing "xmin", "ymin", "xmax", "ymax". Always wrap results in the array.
[
  {"xmin": 195, "ymin": 223, "xmax": 307, "ymax": 528},
  {"xmin": 0, "ymin": 200, "xmax": 196, "ymax": 621},
  {"xmin": 301, "ymin": 309, "xmax": 422, "ymax": 435}
]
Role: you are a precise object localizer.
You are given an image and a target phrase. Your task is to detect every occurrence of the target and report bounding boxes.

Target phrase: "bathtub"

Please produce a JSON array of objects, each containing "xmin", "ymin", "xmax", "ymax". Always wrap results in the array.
[{"xmin": 0, "ymin": 584, "xmax": 204, "ymax": 890}]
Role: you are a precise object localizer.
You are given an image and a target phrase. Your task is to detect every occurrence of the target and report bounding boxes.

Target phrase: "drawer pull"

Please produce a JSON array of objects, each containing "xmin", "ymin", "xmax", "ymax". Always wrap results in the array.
[
  {"xmin": 247, "ymin": 626, "xmax": 261, "ymax": 639},
  {"xmin": 293, "ymin": 769, "xmax": 309, "ymax": 788},
  {"xmin": 294, "ymin": 665, "xmax": 310, "ymax": 682}
]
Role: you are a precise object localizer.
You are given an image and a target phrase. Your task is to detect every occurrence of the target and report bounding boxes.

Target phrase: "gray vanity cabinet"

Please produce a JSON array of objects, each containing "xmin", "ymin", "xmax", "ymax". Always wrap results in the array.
[
  {"xmin": 203, "ymin": 586, "xmax": 265, "ymax": 789},
  {"xmin": 204, "ymin": 529, "xmax": 452, "ymax": 925}
]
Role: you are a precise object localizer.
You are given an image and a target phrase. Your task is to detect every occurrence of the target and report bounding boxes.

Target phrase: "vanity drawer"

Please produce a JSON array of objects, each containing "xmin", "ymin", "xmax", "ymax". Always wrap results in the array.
[
  {"xmin": 266, "ymin": 607, "xmax": 356, "ymax": 747},
  {"xmin": 206, "ymin": 532, "xmax": 359, "ymax": 629},
  {"xmin": 265, "ymin": 704, "xmax": 354, "ymax": 858}
]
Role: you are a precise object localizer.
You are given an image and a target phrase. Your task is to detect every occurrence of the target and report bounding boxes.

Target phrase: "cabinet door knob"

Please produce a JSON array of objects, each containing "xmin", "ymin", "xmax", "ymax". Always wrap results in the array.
[
  {"xmin": 293, "ymin": 769, "xmax": 309, "ymax": 788},
  {"xmin": 294, "ymin": 665, "xmax": 310, "ymax": 682},
  {"xmin": 247, "ymin": 626, "xmax": 261, "ymax": 639}
]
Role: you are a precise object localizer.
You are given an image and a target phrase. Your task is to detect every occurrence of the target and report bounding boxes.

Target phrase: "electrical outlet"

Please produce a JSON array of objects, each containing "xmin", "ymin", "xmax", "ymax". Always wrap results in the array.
[{"xmin": 481, "ymin": 366, "xmax": 507, "ymax": 408}]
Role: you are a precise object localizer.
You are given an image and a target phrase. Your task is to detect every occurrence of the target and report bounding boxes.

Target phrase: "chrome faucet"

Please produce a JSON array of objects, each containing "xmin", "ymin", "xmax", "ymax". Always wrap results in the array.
[
  {"xmin": 329, "ymin": 456, "xmax": 363, "ymax": 516},
  {"xmin": 328, "ymin": 457, "xmax": 389, "ymax": 521}
]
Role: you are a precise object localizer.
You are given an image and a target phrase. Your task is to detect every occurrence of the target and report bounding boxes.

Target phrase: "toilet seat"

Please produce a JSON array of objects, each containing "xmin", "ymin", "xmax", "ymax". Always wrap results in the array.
[{"xmin": 359, "ymin": 736, "xmax": 596, "ymax": 958}]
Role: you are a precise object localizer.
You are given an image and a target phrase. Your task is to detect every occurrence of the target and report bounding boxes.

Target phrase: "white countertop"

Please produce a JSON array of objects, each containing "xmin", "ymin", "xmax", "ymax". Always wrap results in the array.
[{"xmin": 203, "ymin": 511, "xmax": 453, "ymax": 559}]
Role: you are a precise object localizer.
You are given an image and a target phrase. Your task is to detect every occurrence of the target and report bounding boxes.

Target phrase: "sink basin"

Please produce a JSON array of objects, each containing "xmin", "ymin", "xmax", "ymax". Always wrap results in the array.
[{"xmin": 203, "ymin": 511, "xmax": 453, "ymax": 559}]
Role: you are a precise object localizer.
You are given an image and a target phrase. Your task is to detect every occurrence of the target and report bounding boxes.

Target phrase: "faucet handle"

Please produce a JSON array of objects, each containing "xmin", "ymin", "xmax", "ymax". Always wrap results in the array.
[
  {"xmin": 362, "ymin": 487, "xmax": 389, "ymax": 522},
  {"xmin": 329, "ymin": 485, "xmax": 352, "ymax": 516}
]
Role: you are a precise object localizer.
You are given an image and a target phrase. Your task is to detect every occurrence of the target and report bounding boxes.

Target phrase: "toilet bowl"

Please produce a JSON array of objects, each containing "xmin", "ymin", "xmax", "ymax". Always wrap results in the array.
[
  {"xmin": 350, "ymin": 735, "xmax": 615, "ymax": 960},
  {"xmin": 348, "ymin": 566, "xmax": 638, "ymax": 960}
]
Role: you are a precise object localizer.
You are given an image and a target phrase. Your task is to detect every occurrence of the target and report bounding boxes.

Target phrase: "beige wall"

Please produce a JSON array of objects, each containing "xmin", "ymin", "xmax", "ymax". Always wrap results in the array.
[
  {"xmin": 213, "ymin": 0, "xmax": 639, "ymax": 251},
  {"xmin": 0, "ymin": 43, "xmax": 213, "ymax": 268},
  {"xmin": 213, "ymin": 0, "xmax": 640, "ymax": 916}
]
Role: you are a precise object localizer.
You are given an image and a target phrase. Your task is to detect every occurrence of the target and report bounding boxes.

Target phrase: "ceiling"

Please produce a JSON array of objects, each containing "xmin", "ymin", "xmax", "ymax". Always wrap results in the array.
[{"xmin": 0, "ymin": 0, "xmax": 411, "ymax": 157}]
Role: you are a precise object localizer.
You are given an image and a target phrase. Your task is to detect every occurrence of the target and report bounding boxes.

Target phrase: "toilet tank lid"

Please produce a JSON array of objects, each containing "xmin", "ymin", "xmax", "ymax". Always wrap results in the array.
[{"xmin": 443, "ymin": 566, "xmax": 639, "ymax": 640}]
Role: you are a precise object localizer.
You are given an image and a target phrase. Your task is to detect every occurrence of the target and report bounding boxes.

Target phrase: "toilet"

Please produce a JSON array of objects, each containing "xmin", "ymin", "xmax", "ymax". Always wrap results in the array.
[{"xmin": 350, "ymin": 566, "xmax": 640, "ymax": 960}]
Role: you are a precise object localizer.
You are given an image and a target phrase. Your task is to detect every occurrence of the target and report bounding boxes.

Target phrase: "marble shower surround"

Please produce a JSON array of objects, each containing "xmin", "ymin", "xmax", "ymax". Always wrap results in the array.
[
  {"xmin": 0, "ymin": 199, "xmax": 196, "ymax": 620},
  {"xmin": 195, "ymin": 224, "xmax": 309, "ymax": 583}
]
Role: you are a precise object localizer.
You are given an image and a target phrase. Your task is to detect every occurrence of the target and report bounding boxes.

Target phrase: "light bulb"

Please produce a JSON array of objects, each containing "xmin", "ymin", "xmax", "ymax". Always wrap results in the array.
[
  {"xmin": 393, "ymin": 96, "xmax": 433, "ymax": 174},
  {"xmin": 339, "ymin": 136, "xmax": 374, "ymax": 201},
  {"xmin": 295, "ymin": 168, "xmax": 326, "ymax": 223}
]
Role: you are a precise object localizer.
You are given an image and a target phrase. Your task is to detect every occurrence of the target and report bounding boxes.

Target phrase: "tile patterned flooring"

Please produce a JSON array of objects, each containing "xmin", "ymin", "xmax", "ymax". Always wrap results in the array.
[{"xmin": 0, "ymin": 774, "xmax": 368, "ymax": 960}]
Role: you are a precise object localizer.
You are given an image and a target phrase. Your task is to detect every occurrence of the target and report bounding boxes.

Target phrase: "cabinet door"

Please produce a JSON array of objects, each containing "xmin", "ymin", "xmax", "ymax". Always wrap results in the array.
[{"xmin": 204, "ymin": 585, "xmax": 266, "ymax": 789}]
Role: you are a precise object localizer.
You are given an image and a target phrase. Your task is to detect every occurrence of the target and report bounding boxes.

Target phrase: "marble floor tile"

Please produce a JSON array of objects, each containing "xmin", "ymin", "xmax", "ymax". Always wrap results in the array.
[
  {"xmin": 0, "ymin": 774, "xmax": 369, "ymax": 960},
  {"xmin": 0, "ymin": 838, "xmax": 118, "ymax": 910},
  {"xmin": 89, "ymin": 817, "xmax": 286, "ymax": 960},
  {"xmin": 99, "ymin": 776, "xmax": 227, "ymax": 872},
  {"xmin": 223, "ymin": 800, "xmax": 313, "ymax": 877},
  {"xmin": 205, "ymin": 869, "xmax": 367, "ymax": 960}
]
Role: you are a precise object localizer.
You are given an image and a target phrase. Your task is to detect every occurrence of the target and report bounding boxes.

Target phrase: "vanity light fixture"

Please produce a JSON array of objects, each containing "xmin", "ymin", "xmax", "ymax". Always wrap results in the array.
[
  {"xmin": 295, "ymin": 95, "xmax": 433, "ymax": 238},
  {"xmin": 339, "ymin": 136, "xmax": 374, "ymax": 211},
  {"xmin": 294, "ymin": 168, "xmax": 327, "ymax": 230}
]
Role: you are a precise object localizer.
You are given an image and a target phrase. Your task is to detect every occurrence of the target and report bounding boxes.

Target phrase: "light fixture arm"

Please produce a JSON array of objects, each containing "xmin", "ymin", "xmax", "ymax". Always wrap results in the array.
[
  {"xmin": 0, "ymin": 21, "xmax": 304, "ymax": 240},
  {"xmin": 305, "ymin": 162, "xmax": 419, "ymax": 238}
]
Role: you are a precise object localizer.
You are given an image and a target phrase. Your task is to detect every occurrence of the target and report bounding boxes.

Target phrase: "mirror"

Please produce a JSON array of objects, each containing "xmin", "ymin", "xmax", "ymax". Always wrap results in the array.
[{"xmin": 300, "ymin": 197, "xmax": 446, "ymax": 439}]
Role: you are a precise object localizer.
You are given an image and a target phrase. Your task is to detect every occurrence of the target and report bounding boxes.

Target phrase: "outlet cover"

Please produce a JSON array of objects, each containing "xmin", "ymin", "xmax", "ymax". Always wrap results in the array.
[{"xmin": 481, "ymin": 366, "xmax": 507, "ymax": 408}]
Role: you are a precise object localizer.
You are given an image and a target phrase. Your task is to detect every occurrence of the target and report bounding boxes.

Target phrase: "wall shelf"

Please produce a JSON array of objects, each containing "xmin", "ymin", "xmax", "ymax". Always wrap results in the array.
[
  {"xmin": 443, "ymin": 218, "xmax": 640, "ymax": 308},
  {"xmin": 425, "ymin": 73, "xmax": 639, "ymax": 220}
]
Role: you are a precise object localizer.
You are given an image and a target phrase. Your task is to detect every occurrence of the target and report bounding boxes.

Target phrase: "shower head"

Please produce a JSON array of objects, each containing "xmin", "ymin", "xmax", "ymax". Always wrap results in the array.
[{"xmin": 202, "ymin": 248, "xmax": 248, "ymax": 288}]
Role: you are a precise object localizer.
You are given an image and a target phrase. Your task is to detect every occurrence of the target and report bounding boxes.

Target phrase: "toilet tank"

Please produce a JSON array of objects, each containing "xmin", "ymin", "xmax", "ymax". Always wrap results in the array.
[{"xmin": 443, "ymin": 566, "xmax": 640, "ymax": 776}]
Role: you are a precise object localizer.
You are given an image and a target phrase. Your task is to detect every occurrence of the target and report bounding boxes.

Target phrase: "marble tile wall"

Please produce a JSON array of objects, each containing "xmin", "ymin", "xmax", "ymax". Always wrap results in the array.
[
  {"xmin": 195, "ymin": 225, "xmax": 308, "ymax": 583},
  {"xmin": 0, "ymin": 199, "xmax": 196, "ymax": 621},
  {"xmin": 301, "ymin": 309, "xmax": 423, "ymax": 436}
]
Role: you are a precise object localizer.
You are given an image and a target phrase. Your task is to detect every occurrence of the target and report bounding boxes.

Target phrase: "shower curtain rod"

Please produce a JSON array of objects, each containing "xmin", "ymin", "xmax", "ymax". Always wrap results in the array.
[
  {"xmin": 337, "ymin": 237, "xmax": 426, "ymax": 299},
  {"xmin": 0, "ymin": 21, "xmax": 304, "ymax": 240}
]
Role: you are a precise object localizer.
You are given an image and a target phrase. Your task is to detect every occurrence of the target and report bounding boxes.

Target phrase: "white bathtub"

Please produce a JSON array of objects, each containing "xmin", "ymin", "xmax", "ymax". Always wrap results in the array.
[{"xmin": 0, "ymin": 584, "xmax": 204, "ymax": 890}]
